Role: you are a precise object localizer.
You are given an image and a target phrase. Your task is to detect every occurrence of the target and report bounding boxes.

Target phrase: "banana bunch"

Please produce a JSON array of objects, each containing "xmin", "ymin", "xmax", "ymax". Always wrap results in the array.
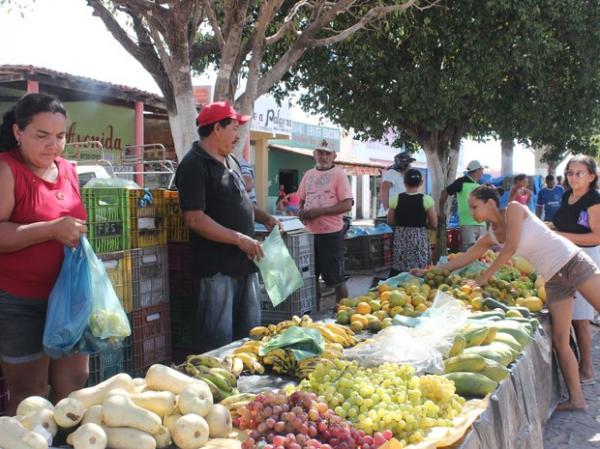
[
  {"xmin": 249, "ymin": 315, "xmax": 302, "ymax": 339},
  {"xmin": 249, "ymin": 315, "xmax": 357, "ymax": 348},
  {"xmin": 306, "ymin": 322, "xmax": 357, "ymax": 348},
  {"xmin": 175, "ymin": 354, "xmax": 243, "ymax": 401},
  {"xmin": 232, "ymin": 340, "xmax": 266, "ymax": 374},
  {"xmin": 262, "ymin": 342, "xmax": 344, "ymax": 379},
  {"xmin": 219, "ymin": 393, "xmax": 257, "ymax": 418}
]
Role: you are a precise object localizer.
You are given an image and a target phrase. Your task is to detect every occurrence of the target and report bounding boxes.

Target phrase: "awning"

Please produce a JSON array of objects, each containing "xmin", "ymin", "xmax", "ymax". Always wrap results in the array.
[{"xmin": 269, "ymin": 143, "xmax": 385, "ymax": 176}]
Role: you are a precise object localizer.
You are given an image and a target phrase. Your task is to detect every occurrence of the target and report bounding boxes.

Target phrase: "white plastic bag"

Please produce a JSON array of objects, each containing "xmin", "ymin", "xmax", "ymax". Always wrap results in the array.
[{"xmin": 343, "ymin": 291, "xmax": 469, "ymax": 373}]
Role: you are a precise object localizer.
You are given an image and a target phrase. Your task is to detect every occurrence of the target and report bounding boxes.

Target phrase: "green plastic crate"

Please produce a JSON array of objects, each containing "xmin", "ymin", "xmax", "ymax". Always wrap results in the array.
[{"xmin": 83, "ymin": 188, "xmax": 131, "ymax": 253}]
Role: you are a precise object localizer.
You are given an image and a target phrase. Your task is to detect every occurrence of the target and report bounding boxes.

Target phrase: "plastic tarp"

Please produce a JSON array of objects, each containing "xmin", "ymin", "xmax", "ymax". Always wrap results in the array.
[
  {"xmin": 346, "ymin": 223, "xmax": 393, "ymax": 238},
  {"xmin": 343, "ymin": 293, "xmax": 470, "ymax": 373}
]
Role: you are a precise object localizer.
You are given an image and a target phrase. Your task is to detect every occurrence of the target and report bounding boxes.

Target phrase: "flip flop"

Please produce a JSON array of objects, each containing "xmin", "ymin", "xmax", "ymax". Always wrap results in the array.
[{"xmin": 580, "ymin": 378, "xmax": 596, "ymax": 385}]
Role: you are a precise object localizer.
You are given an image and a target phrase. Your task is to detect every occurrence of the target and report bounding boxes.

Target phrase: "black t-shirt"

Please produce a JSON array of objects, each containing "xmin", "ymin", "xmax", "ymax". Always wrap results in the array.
[
  {"xmin": 394, "ymin": 193, "xmax": 427, "ymax": 228},
  {"xmin": 552, "ymin": 189, "xmax": 600, "ymax": 248},
  {"xmin": 174, "ymin": 142, "xmax": 257, "ymax": 277}
]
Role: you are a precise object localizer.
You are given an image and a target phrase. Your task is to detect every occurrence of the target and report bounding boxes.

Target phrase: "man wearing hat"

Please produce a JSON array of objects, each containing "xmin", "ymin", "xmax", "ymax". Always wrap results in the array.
[
  {"xmin": 298, "ymin": 140, "xmax": 353, "ymax": 302},
  {"xmin": 175, "ymin": 101, "xmax": 278, "ymax": 353},
  {"xmin": 378, "ymin": 151, "xmax": 416, "ymax": 218},
  {"xmin": 439, "ymin": 160, "xmax": 487, "ymax": 251}
]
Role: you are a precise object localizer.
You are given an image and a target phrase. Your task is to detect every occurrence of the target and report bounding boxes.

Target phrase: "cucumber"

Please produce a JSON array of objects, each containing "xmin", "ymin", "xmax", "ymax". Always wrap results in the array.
[
  {"xmin": 444, "ymin": 372, "xmax": 498, "ymax": 397},
  {"xmin": 483, "ymin": 298, "xmax": 510, "ymax": 313}
]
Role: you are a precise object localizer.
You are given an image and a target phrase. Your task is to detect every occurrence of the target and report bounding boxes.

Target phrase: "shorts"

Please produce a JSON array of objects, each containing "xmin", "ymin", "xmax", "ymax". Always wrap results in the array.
[
  {"xmin": 573, "ymin": 246, "xmax": 600, "ymax": 320},
  {"xmin": 0, "ymin": 289, "xmax": 48, "ymax": 364},
  {"xmin": 287, "ymin": 204, "xmax": 300, "ymax": 212},
  {"xmin": 545, "ymin": 250, "xmax": 600, "ymax": 305},
  {"xmin": 459, "ymin": 225, "xmax": 486, "ymax": 251},
  {"xmin": 314, "ymin": 230, "xmax": 346, "ymax": 288}
]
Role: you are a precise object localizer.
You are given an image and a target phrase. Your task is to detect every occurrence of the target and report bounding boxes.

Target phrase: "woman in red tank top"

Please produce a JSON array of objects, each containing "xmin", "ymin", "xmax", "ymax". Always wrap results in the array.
[{"xmin": 0, "ymin": 93, "xmax": 88, "ymax": 415}]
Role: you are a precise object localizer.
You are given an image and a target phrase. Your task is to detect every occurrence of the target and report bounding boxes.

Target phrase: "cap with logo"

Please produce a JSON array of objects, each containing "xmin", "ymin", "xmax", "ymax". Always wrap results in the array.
[
  {"xmin": 196, "ymin": 101, "xmax": 251, "ymax": 127},
  {"xmin": 466, "ymin": 160, "xmax": 487, "ymax": 172},
  {"xmin": 314, "ymin": 139, "xmax": 335, "ymax": 153}
]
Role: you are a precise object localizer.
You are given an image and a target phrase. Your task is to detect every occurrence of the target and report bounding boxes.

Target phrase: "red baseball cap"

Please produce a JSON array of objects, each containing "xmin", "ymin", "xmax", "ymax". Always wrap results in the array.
[{"xmin": 196, "ymin": 101, "xmax": 251, "ymax": 127}]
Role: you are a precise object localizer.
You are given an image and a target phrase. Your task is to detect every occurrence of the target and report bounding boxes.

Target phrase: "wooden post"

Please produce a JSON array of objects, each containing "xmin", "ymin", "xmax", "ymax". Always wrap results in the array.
[{"xmin": 134, "ymin": 101, "xmax": 144, "ymax": 187}]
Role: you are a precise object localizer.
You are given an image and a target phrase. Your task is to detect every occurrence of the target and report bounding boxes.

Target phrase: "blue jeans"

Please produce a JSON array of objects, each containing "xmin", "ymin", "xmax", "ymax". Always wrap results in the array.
[{"xmin": 192, "ymin": 272, "xmax": 260, "ymax": 353}]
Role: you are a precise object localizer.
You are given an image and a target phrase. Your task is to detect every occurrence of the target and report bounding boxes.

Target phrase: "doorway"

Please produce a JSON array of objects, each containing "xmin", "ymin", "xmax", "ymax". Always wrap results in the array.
[{"xmin": 279, "ymin": 169, "xmax": 299, "ymax": 194}]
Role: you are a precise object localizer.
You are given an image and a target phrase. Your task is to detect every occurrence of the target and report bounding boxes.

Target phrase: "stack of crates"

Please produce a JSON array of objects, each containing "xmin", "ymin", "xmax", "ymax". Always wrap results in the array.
[
  {"xmin": 124, "ymin": 189, "xmax": 172, "ymax": 377},
  {"xmin": 129, "ymin": 189, "xmax": 168, "ymax": 249},
  {"xmin": 0, "ymin": 367, "xmax": 8, "ymax": 416},
  {"xmin": 82, "ymin": 187, "xmax": 132, "ymax": 386},
  {"xmin": 168, "ymin": 242, "xmax": 196, "ymax": 357},
  {"xmin": 344, "ymin": 234, "xmax": 385, "ymax": 272},
  {"xmin": 381, "ymin": 233, "xmax": 393, "ymax": 268},
  {"xmin": 165, "ymin": 190, "xmax": 189, "ymax": 242},
  {"xmin": 257, "ymin": 231, "xmax": 317, "ymax": 324}
]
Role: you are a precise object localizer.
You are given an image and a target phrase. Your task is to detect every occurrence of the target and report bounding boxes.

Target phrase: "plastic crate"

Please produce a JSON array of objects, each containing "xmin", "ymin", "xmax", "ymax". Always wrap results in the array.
[
  {"xmin": 130, "ymin": 303, "xmax": 172, "ymax": 372},
  {"xmin": 131, "ymin": 245, "xmax": 169, "ymax": 311},
  {"xmin": 170, "ymin": 296, "xmax": 196, "ymax": 350},
  {"xmin": 82, "ymin": 188, "xmax": 130, "ymax": 253},
  {"xmin": 381, "ymin": 233, "xmax": 393, "ymax": 267},
  {"xmin": 165, "ymin": 190, "xmax": 190, "ymax": 242},
  {"xmin": 0, "ymin": 367, "xmax": 8, "ymax": 416},
  {"xmin": 86, "ymin": 346, "xmax": 124, "ymax": 387},
  {"xmin": 447, "ymin": 228, "xmax": 462, "ymax": 252},
  {"xmin": 98, "ymin": 250, "xmax": 133, "ymax": 313},
  {"xmin": 256, "ymin": 231, "xmax": 315, "ymax": 279},
  {"xmin": 344, "ymin": 234, "xmax": 384, "ymax": 271},
  {"xmin": 168, "ymin": 242, "xmax": 194, "ymax": 297},
  {"xmin": 260, "ymin": 276, "xmax": 317, "ymax": 324},
  {"xmin": 129, "ymin": 189, "xmax": 168, "ymax": 249}
]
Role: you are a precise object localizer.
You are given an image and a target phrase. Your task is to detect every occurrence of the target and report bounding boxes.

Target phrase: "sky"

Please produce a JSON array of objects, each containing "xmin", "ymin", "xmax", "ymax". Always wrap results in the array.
[{"xmin": 0, "ymin": 0, "xmax": 545, "ymax": 174}]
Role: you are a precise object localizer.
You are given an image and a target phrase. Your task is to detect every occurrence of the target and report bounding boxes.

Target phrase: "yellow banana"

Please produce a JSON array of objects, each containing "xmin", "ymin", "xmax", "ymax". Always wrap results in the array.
[{"xmin": 249, "ymin": 326, "xmax": 271, "ymax": 338}]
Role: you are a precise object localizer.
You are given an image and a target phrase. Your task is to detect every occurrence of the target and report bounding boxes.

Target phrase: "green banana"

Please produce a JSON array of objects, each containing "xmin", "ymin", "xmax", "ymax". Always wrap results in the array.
[
  {"xmin": 187, "ymin": 354, "xmax": 226, "ymax": 369},
  {"xmin": 197, "ymin": 375, "xmax": 223, "ymax": 402},
  {"xmin": 209, "ymin": 368, "xmax": 237, "ymax": 389},
  {"xmin": 204, "ymin": 372, "xmax": 233, "ymax": 394},
  {"xmin": 219, "ymin": 393, "xmax": 257, "ymax": 407}
]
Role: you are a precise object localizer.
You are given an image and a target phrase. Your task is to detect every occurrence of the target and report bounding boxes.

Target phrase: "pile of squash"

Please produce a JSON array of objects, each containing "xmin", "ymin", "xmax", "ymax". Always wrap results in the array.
[{"xmin": 0, "ymin": 364, "xmax": 238, "ymax": 449}]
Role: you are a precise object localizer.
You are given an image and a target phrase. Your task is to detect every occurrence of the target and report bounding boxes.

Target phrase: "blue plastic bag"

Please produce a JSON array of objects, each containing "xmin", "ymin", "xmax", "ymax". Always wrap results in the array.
[
  {"xmin": 43, "ymin": 241, "xmax": 94, "ymax": 359},
  {"xmin": 254, "ymin": 227, "xmax": 304, "ymax": 307},
  {"xmin": 80, "ymin": 236, "xmax": 131, "ymax": 352}
]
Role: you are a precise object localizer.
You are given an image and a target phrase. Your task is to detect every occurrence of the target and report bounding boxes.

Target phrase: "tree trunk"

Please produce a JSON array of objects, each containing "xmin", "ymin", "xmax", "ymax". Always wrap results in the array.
[
  {"xmin": 167, "ymin": 72, "xmax": 198, "ymax": 161},
  {"xmin": 547, "ymin": 160, "xmax": 558, "ymax": 176},
  {"xmin": 421, "ymin": 134, "xmax": 461, "ymax": 259},
  {"xmin": 501, "ymin": 139, "xmax": 514, "ymax": 176}
]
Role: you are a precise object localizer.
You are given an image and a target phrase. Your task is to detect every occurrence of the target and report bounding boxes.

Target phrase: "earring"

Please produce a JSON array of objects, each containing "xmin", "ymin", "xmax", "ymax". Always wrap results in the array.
[{"xmin": 16, "ymin": 140, "xmax": 21, "ymax": 146}]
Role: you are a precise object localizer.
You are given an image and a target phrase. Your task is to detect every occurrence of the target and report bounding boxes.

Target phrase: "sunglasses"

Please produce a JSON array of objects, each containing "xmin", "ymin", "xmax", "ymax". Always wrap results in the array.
[{"xmin": 566, "ymin": 171, "xmax": 590, "ymax": 178}]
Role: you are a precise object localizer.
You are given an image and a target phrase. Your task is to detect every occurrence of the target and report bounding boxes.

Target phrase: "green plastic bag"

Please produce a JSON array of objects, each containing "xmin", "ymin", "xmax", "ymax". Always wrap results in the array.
[
  {"xmin": 254, "ymin": 227, "xmax": 304, "ymax": 307},
  {"xmin": 259, "ymin": 327, "xmax": 324, "ymax": 361}
]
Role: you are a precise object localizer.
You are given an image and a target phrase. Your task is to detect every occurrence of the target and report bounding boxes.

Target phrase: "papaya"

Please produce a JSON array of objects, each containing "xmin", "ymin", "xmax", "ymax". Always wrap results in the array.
[
  {"xmin": 517, "ymin": 296, "xmax": 543, "ymax": 313},
  {"xmin": 494, "ymin": 333, "xmax": 522, "ymax": 352},
  {"xmin": 480, "ymin": 359, "xmax": 510, "ymax": 383},
  {"xmin": 444, "ymin": 372, "xmax": 498, "ymax": 397},
  {"xmin": 464, "ymin": 346, "xmax": 512, "ymax": 367},
  {"xmin": 483, "ymin": 297, "xmax": 510, "ymax": 313},
  {"xmin": 487, "ymin": 342, "xmax": 519, "ymax": 362},
  {"xmin": 510, "ymin": 306, "xmax": 531, "ymax": 318},
  {"xmin": 481, "ymin": 326, "xmax": 497, "ymax": 345},
  {"xmin": 494, "ymin": 322, "xmax": 533, "ymax": 347},
  {"xmin": 444, "ymin": 353, "xmax": 486, "ymax": 374},
  {"xmin": 462, "ymin": 326, "xmax": 490, "ymax": 348},
  {"xmin": 449, "ymin": 334, "xmax": 466, "ymax": 357},
  {"xmin": 469, "ymin": 311, "xmax": 506, "ymax": 320}
]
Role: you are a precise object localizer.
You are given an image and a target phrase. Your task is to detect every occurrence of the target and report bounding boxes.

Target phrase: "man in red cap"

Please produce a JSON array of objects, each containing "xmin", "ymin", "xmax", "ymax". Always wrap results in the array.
[{"xmin": 175, "ymin": 101, "xmax": 278, "ymax": 353}]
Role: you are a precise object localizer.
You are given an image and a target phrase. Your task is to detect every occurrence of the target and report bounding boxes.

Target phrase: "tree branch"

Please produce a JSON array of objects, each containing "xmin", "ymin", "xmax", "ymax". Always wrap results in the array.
[{"xmin": 202, "ymin": 0, "xmax": 225, "ymax": 50}]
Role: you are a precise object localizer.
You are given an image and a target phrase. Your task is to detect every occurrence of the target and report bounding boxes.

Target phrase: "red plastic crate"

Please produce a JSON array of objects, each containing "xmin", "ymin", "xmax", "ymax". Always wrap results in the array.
[
  {"xmin": 168, "ymin": 242, "xmax": 194, "ymax": 297},
  {"xmin": 381, "ymin": 233, "xmax": 393, "ymax": 267},
  {"xmin": 130, "ymin": 303, "xmax": 172, "ymax": 372},
  {"xmin": 0, "ymin": 367, "xmax": 8, "ymax": 416}
]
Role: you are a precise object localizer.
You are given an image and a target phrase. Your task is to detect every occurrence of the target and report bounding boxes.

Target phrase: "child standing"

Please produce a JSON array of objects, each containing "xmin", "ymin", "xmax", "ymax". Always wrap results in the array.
[{"xmin": 388, "ymin": 169, "xmax": 437, "ymax": 272}]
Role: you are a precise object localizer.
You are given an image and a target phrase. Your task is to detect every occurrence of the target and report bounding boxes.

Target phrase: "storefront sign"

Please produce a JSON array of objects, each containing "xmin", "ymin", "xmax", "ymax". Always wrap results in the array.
[
  {"xmin": 291, "ymin": 121, "xmax": 340, "ymax": 150},
  {"xmin": 251, "ymin": 96, "xmax": 292, "ymax": 135}
]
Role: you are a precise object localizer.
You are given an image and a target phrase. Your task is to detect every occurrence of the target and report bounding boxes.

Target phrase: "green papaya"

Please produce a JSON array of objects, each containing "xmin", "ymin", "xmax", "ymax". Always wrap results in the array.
[
  {"xmin": 464, "ymin": 346, "xmax": 512, "ymax": 367},
  {"xmin": 494, "ymin": 333, "xmax": 522, "ymax": 353},
  {"xmin": 444, "ymin": 372, "xmax": 498, "ymax": 397},
  {"xmin": 480, "ymin": 359, "xmax": 510, "ymax": 383},
  {"xmin": 449, "ymin": 334, "xmax": 466, "ymax": 357},
  {"xmin": 444, "ymin": 353, "xmax": 486, "ymax": 374}
]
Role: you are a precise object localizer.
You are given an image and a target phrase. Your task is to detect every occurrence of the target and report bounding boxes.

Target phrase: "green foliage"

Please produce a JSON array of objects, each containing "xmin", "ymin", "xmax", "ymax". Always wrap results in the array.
[{"xmin": 278, "ymin": 0, "xmax": 600, "ymax": 161}]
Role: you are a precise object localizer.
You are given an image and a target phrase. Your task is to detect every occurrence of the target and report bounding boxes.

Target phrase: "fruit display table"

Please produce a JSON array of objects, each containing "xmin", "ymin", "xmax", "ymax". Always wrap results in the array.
[
  {"xmin": 455, "ymin": 314, "xmax": 562, "ymax": 449},
  {"xmin": 203, "ymin": 313, "xmax": 562, "ymax": 449}
]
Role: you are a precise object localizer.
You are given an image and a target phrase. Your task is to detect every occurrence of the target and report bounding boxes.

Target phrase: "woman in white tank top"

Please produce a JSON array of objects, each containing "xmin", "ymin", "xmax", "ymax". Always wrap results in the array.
[{"xmin": 413, "ymin": 185, "xmax": 600, "ymax": 411}]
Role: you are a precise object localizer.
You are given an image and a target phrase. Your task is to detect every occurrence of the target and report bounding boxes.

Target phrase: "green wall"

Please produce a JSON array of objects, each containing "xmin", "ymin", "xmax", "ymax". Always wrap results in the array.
[
  {"xmin": 268, "ymin": 148, "xmax": 315, "ymax": 196},
  {"xmin": 0, "ymin": 94, "xmax": 134, "ymax": 161}
]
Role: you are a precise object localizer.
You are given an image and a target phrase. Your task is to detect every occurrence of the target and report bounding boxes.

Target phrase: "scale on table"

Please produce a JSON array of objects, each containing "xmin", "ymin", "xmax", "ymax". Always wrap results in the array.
[{"xmin": 255, "ymin": 215, "xmax": 305, "ymax": 234}]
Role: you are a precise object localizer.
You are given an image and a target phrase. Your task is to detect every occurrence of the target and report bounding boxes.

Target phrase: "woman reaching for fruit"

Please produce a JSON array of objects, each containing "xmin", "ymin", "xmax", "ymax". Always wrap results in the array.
[{"xmin": 412, "ymin": 185, "xmax": 600, "ymax": 411}]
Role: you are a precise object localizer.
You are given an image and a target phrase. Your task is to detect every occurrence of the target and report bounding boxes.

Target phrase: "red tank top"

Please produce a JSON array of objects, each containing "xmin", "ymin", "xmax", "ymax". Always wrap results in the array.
[{"xmin": 0, "ymin": 149, "xmax": 87, "ymax": 300}]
